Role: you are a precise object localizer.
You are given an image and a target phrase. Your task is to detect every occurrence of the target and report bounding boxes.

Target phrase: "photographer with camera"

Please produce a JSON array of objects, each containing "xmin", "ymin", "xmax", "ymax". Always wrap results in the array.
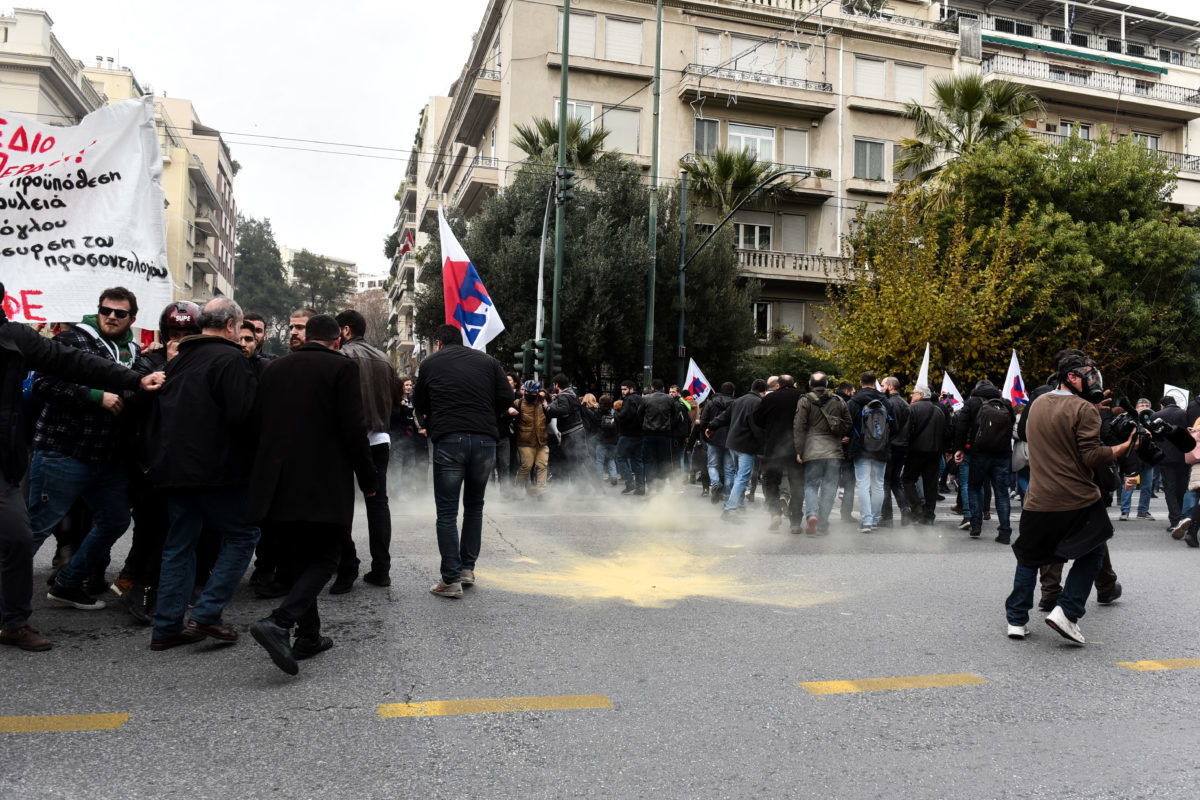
[
  {"xmin": 1152, "ymin": 396, "xmax": 1190, "ymax": 534},
  {"xmin": 1004, "ymin": 351, "xmax": 1134, "ymax": 645},
  {"xmin": 1117, "ymin": 399, "xmax": 1156, "ymax": 521}
]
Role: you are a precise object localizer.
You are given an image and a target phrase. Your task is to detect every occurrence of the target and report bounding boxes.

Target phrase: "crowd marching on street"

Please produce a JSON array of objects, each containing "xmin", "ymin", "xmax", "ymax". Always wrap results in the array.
[{"xmin": 4, "ymin": 281, "xmax": 1200, "ymax": 671}]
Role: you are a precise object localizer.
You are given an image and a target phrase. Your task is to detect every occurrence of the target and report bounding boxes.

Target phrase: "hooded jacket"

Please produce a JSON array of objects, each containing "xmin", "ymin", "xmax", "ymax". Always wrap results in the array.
[
  {"xmin": 953, "ymin": 381, "xmax": 1014, "ymax": 457},
  {"xmin": 753, "ymin": 385, "xmax": 802, "ymax": 460},
  {"xmin": 847, "ymin": 385, "xmax": 896, "ymax": 462},
  {"xmin": 711, "ymin": 392, "xmax": 764, "ymax": 455},
  {"xmin": 793, "ymin": 387, "xmax": 851, "ymax": 462}
]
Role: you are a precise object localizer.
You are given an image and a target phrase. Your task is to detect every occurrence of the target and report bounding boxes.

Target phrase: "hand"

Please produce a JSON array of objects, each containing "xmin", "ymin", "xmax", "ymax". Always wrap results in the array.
[
  {"xmin": 795, "ymin": 455, "xmax": 804, "ymax": 464},
  {"xmin": 841, "ymin": 436, "xmax": 850, "ymax": 444},
  {"xmin": 417, "ymin": 428, "xmax": 426, "ymax": 436},
  {"xmin": 100, "ymin": 392, "xmax": 124, "ymax": 415},
  {"xmin": 140, "ymin": 371, "xmax": 166, "ymax": 392},
  {"xmin": 507, "ymin": 407, "xmax": 518, "ymax": 416},
  {"xmin": 166, "ymin": 340, "xmax": 181, "ymax": 361},
  {"xmin": 143, "ymin": 341, "xmax": 163, "ymax": 353},
  {"xmin": 954, "ymin": 450, "xmax": 965, "ymax": 464},
  {"xmin": 704, "ymin": 429, "xmax": 711, "ymax": 439},
  {"xmin": 1111, "ymin": 430, "xmax": 1135, "ymax": 459},
  {"xmin": 1123, "ymin": 476, "xmax": 1138, "ymax": 492}
]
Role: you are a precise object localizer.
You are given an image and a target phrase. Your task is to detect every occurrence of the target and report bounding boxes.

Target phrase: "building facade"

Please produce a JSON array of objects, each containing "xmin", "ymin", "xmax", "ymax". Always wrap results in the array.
[
  {"xmin": 408, "ymin": 0, "xmax": 1200, "ymax": 351},
  {"xmin": 278, "ymin": 245, "xmax": 357, "ymax": 286},
  {"xmin": 0, "ymin": 8, "xmax": 105, "ymax": 124}
]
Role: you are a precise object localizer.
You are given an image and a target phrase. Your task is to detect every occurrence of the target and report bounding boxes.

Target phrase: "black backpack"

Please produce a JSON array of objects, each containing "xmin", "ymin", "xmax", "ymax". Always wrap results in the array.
[
  {"xmin": 671, "ymin": 400, "xmax": 691, "ymax": 438},
  {"xmin": 859, "ymin": 399, "xmax": 891, "ymax": 457},
  {"xmin": 973, "ymin": 398, "xmax": 1012, "ymax": 451},
  {"xmin": 599, "ymin": 409, "xmax": 619, "ymax": 441}
]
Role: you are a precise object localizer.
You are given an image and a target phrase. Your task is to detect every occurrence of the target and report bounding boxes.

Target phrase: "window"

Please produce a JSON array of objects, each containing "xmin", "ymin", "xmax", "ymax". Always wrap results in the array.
[
  {"xmin": 893, "ymin": 143, "xmax": 918, "ymax": 181},
  {"xmin": 1049, "ymin": 66, "xmax": 1067, "ymax": 81},
  {"xmin": 782, "ymin": 128, "xmax": 808, "ymax": 166},
  {"xmin": 693, "ymin": 222, "xmax": 715, "ymax": 238},
  {"xmin": 780, "ymin": 44, "xmax": 807, "ymax": 80},
  {"xmin": 1133, "ymin": 79, "xmax": 1154, "ymax": 95},
  {"xmin": 1106, "ymin": 38, "xmax": 1123, "ymax": 53},
  {"xmin": 753, "ymin": 302, "xmax": 771, "ymax": 340},
  {"xmin": 1126, "ymin": 43, "xmax": 1145, "ymax": 58},
  {"xmin": 1133, "ymin": 132, "xmax": 1160, "ymax": 151},
  {"xmin": 994, "ymin": 18, "xmax": 1032, "ymax": 37},
  {"xmin": 1060, "ymin": 120, "xmax": 1091, "ymax": 140},
  {"xmin": 854, "ymin": 139, "xmax": 885, "ymax": 180},
  {"xmin": 694, "ymin": 118, "xmax": 719, "ymax": 156},
  {"xmin": 556, "ymin": 99, "xmax": 593, "ymax": 132},
  {"xmin": 697, "ymin": 30, "xmax": 721, "ymax": 67},
  {"xmin": 557, "ymin": 11, "xmax": 595, "ymax": 58},
  {"xmin": 1068, "ymin": 71, "xmax": 1088, "ymax": 85},
  {"xmin": 855, "ymin": 57, "xmax": 885, "ymax": 98},
  {"xmin": 894, "ymin": 63, "xmax": 924, "ymax": 104},
  {"xmin": 730, "ymin": 35, "xmax": 769, "ymax": 74},
  {"xmin": 601, "ymin": 106, "xmax": 639, "ymax": 153},
  {"xmin": 1050, "ymin": 28, "xmax": 1066, "ymax": 43},
  {"xmin": 605, "ymin": 18, "xmax": 642, "ymax": 64},
  {"xmin": 1159, "ymin": 47, "xmax": 1182, "ymax": 65},
  {"xmin": 728, "ymin": 123, "xmax": 775, "ymax": 161},
  {"xmin": 1070, "ymin": 33, "xmax": 1088, "ymax": 47},
  {"xmin": 489, "ymin": 126, "xmax": 496, "ymax": 159},
  {"xmin": 736, "ymin": 223, "xmax": 772, "ymax": 250},
  {"xmin": 780, "ymin": 214, "xmax": 807, "ymax": 253}
]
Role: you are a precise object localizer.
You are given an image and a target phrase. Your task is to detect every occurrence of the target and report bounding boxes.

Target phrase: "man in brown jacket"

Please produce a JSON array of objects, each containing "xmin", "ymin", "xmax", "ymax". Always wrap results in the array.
[
  {"xmin": 513, "ymin": 380, "xmax": 550, "ymax": 494},
  {"xmin": 1004, "ymin": 351, "xmax": 1132, "ymax": 645}
]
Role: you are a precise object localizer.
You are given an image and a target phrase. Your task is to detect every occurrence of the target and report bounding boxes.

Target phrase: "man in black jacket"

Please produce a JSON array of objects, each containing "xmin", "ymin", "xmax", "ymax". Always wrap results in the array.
[
  {"xmin": 700, "ymin": 383, "xmax": 735, "ymax": 504},
  {"xmin": 710, "ymin": 379, "xmax": 766, "ymax": 521},
  {"xmin": 547, "ymin": 373, "xmax": 588, "ymax": 483},
  {"xmin": 1152, "ymin": 396, "xmax": 1189, "ymax": 530},
  {"xmin": 247, "ymin": 315, "xmax": 378, "ymax": 675},
  {"xmin": 615, "ymin": 380, "xmax": 644, "ymax": 495},
  {"xmin": 0, "ymin": 283, "xmax": 163, "ymax": 652},
  {"xmin": 879, "ymin": 376, "xmax": 911, "ymax": 527},
  {"xmin": 902, "ymin": 384, "xmax": 950, "ymax": 525},
  {"xmin": 753, "ymin": 374, "xmax": 803, "ymax": 531},
  {"xmin": 639, "ymin": 378, "xmax": 675, "ymax": 491},
  {"xmin": 149, "ymin": 297, "xmax": 261, "ymax": 651},
  {"xmin": 953, "ymin": 379, "xmax": 1015, "ymax": 541},
  {"xmin": 414, "ymin": 324, "xmax": 514, "ymax": 598},
  {"xmin": 847, "ymin": 373, "xmax": 897, "ymax": 532}
]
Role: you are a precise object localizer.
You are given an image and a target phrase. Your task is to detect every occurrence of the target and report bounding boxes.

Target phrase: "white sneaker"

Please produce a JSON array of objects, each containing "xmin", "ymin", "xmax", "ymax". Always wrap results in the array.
[
  {"xmin": 1006, "ymin": 624, "xmax": 1028, "ymax": 639},
  {"xmin": 1045, "ymin": 605, "xmax": 1085, "ymax": 645}
]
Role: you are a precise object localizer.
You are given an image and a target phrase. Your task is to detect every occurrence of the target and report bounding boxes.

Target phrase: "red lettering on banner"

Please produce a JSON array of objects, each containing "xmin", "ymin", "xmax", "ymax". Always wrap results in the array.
[
  {"xmin": 9, "ymin": 126, "xmax": 28, "ymax": 152},
  {"xmin": 1, "ymin": 294, "xmax": 18, "ymax": 318},
  {"xmin": 20, "ymin": 290, "xmax": 45, "ymax": 322}
]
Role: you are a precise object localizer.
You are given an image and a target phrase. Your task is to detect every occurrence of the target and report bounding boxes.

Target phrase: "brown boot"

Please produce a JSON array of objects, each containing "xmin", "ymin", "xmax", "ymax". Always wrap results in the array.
[{"xmin": 0, "ymin": 625, "xmax": 52, "ymax": 651}]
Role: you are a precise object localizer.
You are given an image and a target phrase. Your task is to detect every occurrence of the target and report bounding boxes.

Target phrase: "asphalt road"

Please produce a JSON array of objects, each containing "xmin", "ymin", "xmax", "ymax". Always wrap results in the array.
[{"xmin": 3, "ymin": 476, "xmax": 1199, "ymax": 799}]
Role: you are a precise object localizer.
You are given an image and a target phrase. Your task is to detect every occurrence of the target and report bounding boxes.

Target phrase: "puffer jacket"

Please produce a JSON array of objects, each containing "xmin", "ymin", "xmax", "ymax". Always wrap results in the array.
[{"xmin": 514, "ymin": 396, "xmax": 549, "ymax": 448}]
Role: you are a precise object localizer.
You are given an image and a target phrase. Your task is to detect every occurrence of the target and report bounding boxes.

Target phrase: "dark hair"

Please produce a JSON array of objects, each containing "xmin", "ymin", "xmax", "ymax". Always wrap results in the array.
[
  {"xmin": 392, "ymin": 375, "xmax": 407, "ymax": 404},
  {"xmin": 240, "ymin": 320, "xmax": 255, "ymax": 331},
  {"xmin": 291, "ymin": 307, "xmax": 318, "ymax": 319},
  {"xmin": 621, "ymin": 379, "xmax": 638, "ymax": 391},
  {"xmin": 507, "ymin": 371, "xmax": 520, "ymax": 384},
  {"xmin": 244, "ymin": 311, "xmax": 265, "ymax": 325},
  {"xmin": 751, "ymin": 378, "xmax": 768, "ymax": 393},
  {"xmin": 336, "ymin": 309, "xmax": 366, "ymax": 339},
  {"xmin": 553, "ymin": 373, "xmax": 570, "ymax": 389},
  {"xmin": 305, "ymin": 314, "xmax": 341, "ymax": 343},
  {"xmin": 434, "ymin": 324, "xmax": 462, "ymax": 347},
  {"xmin": 720, "ymin": 381, "xmax": 735, "ymax": 395},
  {"xmin": 779, "ymin": 375, "xmax": 796, "ymax": 389},
  {"xmin": 651, "ymin": 378, "xmax": 665, "ymax": 391},
  {"xmin": 860, "ymin": 371, "xmax": 876, "ymax": 386},
  {"xmin": 836, "ymin": 381, "xmax": 854, "ymax": 396},
  {"xmin": 1161, "ymin": 396, "xmax": 1178, "ymax": 407},
  {"xmin": 99, "ymin": 286, "xmax": 138, "ymax": 317},
  {"xmin": 599, "ymin": 393, "xmax": 613, "ymax": 409},
  {"xmin": 680, "ymin": 389, "xmax": 692, "ymax": 398}
]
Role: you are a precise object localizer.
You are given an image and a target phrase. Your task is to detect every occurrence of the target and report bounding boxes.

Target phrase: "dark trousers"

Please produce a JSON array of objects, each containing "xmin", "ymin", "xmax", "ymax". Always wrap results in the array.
[
  {"xmin": 902, "ymin": 451, "xmax": 941, "ymax": 521},
  {"xmin": 432, "ymin": 433, "xmax": 496, "ymax": 584},
  {"xmin": 271, "ymin": 523, "xmax": 344, "ymax": 640},
  {"xmin": 0, "ymin": 481, "xmax": 35, "ymax": 630},
  {"xmin": 641, "ymin": 435, "xmax": 672, "ymax": 487},
  {"xmin": 1007, "ymin": 544, "xmax": 1105, "ymax": 625},
  {"xmin": 881, "ymin": 445, "xmax": 908, "ymax": 520},
  {"xmin": 617, "ymin": 435, "xmax": 644, "ymax": 490},
  {"xmin": 762, "ymin": 456, "xmax": 805, "ymax": 522},
  {"xmin": 1040, "ymin": 545, "xmax": 1118, "ymax": 602},
  {"xmin": 1159, "ymin": 462, "xmax": 1188, "ymax": 526},
  {"xmin": 839, "ymin": 458, "xmax": 856, "ymax": 520},
  {"xmin": 340, "ymin": 443, "xmax": 391, "ymax": 578},
  {"xmin": 124, "ymin": 468, "xmax": 168, "ymax": 588}
]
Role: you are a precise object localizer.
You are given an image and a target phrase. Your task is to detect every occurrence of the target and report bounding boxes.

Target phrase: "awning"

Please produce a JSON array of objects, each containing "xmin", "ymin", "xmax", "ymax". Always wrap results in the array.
[{"xmin": 982, "ymin": 33, "xmax": 1169, "ymax": 75}]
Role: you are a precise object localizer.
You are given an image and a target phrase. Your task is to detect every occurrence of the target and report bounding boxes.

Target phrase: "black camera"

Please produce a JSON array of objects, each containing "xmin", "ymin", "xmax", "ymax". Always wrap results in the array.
[{"xmin": 1110, "ymin": 397, "xmax": 1195, "ymax": 465}]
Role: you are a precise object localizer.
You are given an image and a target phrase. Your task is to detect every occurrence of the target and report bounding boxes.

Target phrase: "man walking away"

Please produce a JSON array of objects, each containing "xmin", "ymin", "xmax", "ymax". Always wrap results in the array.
[
  {"xmin": 794, "ymin": 372, "xmax": 852, "ymax": 534},
  {"xmin": 754, "ymin": 374, "xmax": 804, "ymax": 531},
  {"xmin": 639, "ymin": 379, "xmax": 675, "ymax": 491},
  {"xmin": 1152, "ymin": 396, "xmax": 1188, "ymax": 533},
  {"xmin": 710, "ymin": 379, "xmax": 766, "ymax": 523},
  {"xmin": 414, "ymin": 325, "xmax": 513, "ymax": 598},
  {"xmin": 902, "ymin": 384, "xmax": 950, "ymax": 525},
  {"xmin": 880, "ymin": 376, "xmax": 911, "ymax": 527},
  {"xmin": 847, "ymin": 373, "xmax": 896, "ymax": 532},
  {"xmin": 615, "ymin": 380, "xmax": 645, "ymax": 495},
  {"xmin": 148, "ymin": 297, "xmax": 260, "ymax": 651},
  {"xmin": 955, "ymin": 379, "xmax": 1015, "ymax": 542},
  {"xmin": 334, "ymin": 309, "xmax": 395, "ymax": 591},
  {"xmin": 248, "ymin": 315, "xmax": 377, "ymax": 675},
  {"xmin": 700, "ymin": 383, "xmax": 736, "ymax": 504}
]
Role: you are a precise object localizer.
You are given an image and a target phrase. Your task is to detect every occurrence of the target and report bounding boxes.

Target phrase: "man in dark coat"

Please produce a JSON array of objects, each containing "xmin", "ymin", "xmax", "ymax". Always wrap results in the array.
[
  {"xmin": 247, "ymin": 315, "xmax": 377, "ymax": 676},
  {"xmin": 902, "ymin": 383, "xmax": 950, "ymax": 525},
  {"xmin": 879, "ymin": 376, "xmax": 911, "ymax": 527},
  {"xmin": 753, "ymin": 374, "xmax": 803, "ymax": 531},
  {"xmin": 709, "ymin": 379, "xmax": 766, "ymax": 522},
  {"xmin": 1152, "ymin": 396, "xmax": 1189, "ymax": 530},
  {"xmin": 699, "ymin": 382, "xmax": 735, "ymax": 504},
  {"xmin": 953, "ymin": 379, "xmax": 1015, "ymax": 541},
  {"xmin": 148, "ymin": 297, "xmax": 260, "ymax": 652},
  {"xmin": 846, "ymin": 372, "xmax": 897, "ymax": 532}
]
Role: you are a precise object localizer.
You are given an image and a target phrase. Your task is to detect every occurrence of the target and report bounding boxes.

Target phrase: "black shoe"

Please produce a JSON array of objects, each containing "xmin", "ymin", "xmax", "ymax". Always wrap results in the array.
[
  {"xmin": 994, "ymin": 536, "xmax": 1011, "ymax": 545},
  {"xmin": 621, "ymin": 485, "xmax": 635, "ymax": 494},
  {"xmin": 255, "ymin": 580, "xmax": 289, "ymax": 600},
  {"xmin": 701, "ymin": 486, "xmax": 709, "ymax": 497},
  {"xmin": 251, "ymin": 618, "xmax": 298, "ymax": 675},
  {"xmin": 329, "ymin": 573, "xmax": 357, "ymax": 595},
  {"xmin": 633, "ymin": 488, "xmax": 645, "ymax": 496},
  {"xmin": 721, "ymin": 509, "xmax": 742, "ymax": 525},
  {"xmin": 969, "ymin": 528, "xmax": 981, "ymax": 538},
  {"xmin": 125, "ymin": 585, "xmax": 153, "ymax": 625},
  {"xmin": 1038, "ymin": 597, "xmax": 1057, "ymax": 613},
  {"xmin": 362, "ymin": 571, "xmax": 391, "ymax": 587},
  {"xmin": 84, "ymin": 572, "xmax": 108, "ymax": 596},
  {"xmin": 291, "ymin": 635, "xmax": 334, "ymax": 660},
  {"xmin": 248, "ymin": 568, "xmax": 270, "ymax": 587},
  {"xmin": 47, "ymin": 583, "xmax": 106, "ymax": 610},
  {"xmin": 936, "ymin": 494, "xmax": 946, "ymax": 501},
  {"xmin": 710, "ymin": 490, "xmax": 723, "ymax": 505},
  {"xmin": 1096, "ymin": 582, "xmax": 1123, "ymax": 605},
  {"xmin": 1187, "ymin": 532, "xmax": 1200, "ymax": 548}
]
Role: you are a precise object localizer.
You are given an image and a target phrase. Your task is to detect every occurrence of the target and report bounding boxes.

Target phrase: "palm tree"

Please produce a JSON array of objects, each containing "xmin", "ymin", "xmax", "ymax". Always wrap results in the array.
[
  {"xmin": 894, "ymin": 72, "xmax": 1043, "ymax": 201},
  {"xmin": 679, "ymin": 147, "xmax": 792, "ymax": 213},
  {"xmin": 511, "ymin": 115, "xmax": 614, "ymax": 168}
]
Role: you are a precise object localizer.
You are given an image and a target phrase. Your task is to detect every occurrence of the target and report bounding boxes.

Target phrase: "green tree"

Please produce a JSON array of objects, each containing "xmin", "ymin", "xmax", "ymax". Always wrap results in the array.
[
  {"xmin": 512, "ymin": 115, "xmax": 615, "ymax": 167},
  {"xmin": 894, "ymin": 73, "xmax": 1043, "ymax": 204},
  {"xmin": 290, "ymin": 250, "xmax": 356, "ymax": 313},
  {"xmin": 233, "ymin": 215, "xmax": 297, "ymax": 353},
  {"xmin": 679, "ymin": 148, "xmax": 792, "ymax": 213}
]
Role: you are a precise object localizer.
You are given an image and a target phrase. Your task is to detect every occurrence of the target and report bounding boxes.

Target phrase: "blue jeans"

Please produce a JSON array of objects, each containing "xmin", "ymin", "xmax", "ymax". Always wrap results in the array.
[
  {"xmin": 153, "ymin": 487, "xmax": 260, "ymax": 638},
  {"xmin": 432, "ymin": 433, "xmax": 495, "ymax": 584},
  {"xmin": 853, "ymin": 457, "xmax": 886, "ymax": 527},
  {"xmin": 1014, "ymin": 466, "xmax": 1030, "ymax": 499},
  {"xmin": 723, "ymin": 450, "xmax": 756, "ymax": 511},
  {"xmin": 28, "ymin": 450, "xmax": 131, "ymax": 590},
  {"xmin": 616, "ymin": 435, "xmax": 644, "ymax": 490},
  {"xmin": 957, "ymin": 457, "xmax": 972, "ymax": 516},
  {"xmin": 707, "ymin": 444, "xmax": 734, "ymax": 496},
  {"xmin": 594, "ymin": 442, "xmax": 618, "ymax": 480},
  {"xmin": 1005, "ymin": 544, "xmax": 1105, "ymax": 625},
  {"xmin": 1181, "ymin": 488, "xmax": 1198, "ymax": 522},
  {"xmin": 1121, "ymin": 465, "xmax": 1154, "ymax": 515},
  {"xmin": 969, "ymin": 455, "xmax": 1012, "ymax": 536},
  {"xmin": 641, "ymin": 435, "xmax": 672, "ymax": 487},
  {"xmin": 804, "ymin": 458, "xmax": 841, "ymax": 528}
]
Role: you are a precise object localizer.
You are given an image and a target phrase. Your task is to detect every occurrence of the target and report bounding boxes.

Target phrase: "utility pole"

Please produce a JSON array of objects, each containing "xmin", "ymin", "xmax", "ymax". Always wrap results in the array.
[
  {"xmin": 552, "ymin": 0, "xmax": 571, "ymax": 371},
  {"xmin": 676, "ymin": 171, "xmax": 687, "ymax": 388},
  {"xmin": 642, "ymin": 0, "xmax": 662, "ymax": 390}
]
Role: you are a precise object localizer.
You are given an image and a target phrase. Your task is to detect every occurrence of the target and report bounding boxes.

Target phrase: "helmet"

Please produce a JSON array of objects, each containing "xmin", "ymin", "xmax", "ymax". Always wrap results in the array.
[
  {"xmin": 159, "ymin": 301, "xmax": 201, "ymax": 335},
  {"xmin": 522, "ymin": 380, "xmax": 541, "ymax": 394}
]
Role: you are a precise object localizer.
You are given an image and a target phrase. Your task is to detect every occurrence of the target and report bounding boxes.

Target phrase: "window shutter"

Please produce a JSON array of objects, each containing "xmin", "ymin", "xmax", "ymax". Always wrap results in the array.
[
  {"xmin": 782, "ymin": 129, "xmax": 808, "ymax": 166},
  {"xmin": 731, "ymin": 36, "xmax": 768, "ymax": 73},
  {"xmin": 558, "ymin": 12, "xmax": 595, "ymax": 58},
  {"xmin": 855, "ymin": 57, "xmax": 885, "ymax": 97},
  {"xmin": 602, "ymin": 107, "xmax": 639, "ymax": 153},
  {"xmin": 697, "ymin": 31, "xmax": 721, "ymax": 67},
  {"xmin": 894, "ymin": 64, "xmax": 924, "ymax": 104},
  {"xmin": 605, "ymin": 19, "xmax": 642, "ymax": 64}
]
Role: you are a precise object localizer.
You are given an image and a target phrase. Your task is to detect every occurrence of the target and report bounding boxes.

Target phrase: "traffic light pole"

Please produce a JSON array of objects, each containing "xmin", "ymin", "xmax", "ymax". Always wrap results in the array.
[
  {"xmin": 676, "ymin": 170, "xmax": 687, "ymax": 388},
  {"xmin": 641, "ymin": 0, "xmax": 663, "ymax": 390},
  {"xmin": 552, "ymin": 0, "xmax": 570, "ymax": 377}
]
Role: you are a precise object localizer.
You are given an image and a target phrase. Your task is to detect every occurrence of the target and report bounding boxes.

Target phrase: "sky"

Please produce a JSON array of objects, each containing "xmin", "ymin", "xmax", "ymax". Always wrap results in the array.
[{"xmin": 35, "ymin": 0, "xmax": 1196, "ymax": 281}]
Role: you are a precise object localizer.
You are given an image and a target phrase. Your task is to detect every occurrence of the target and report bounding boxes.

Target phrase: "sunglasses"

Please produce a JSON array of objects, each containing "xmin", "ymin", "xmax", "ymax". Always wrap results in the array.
[{"xmin": 98, "ymin": 306, "xmax": 132, "ymax": 319}]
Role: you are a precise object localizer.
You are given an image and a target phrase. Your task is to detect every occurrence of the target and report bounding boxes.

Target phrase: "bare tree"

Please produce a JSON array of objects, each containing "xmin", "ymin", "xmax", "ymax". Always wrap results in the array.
[{"xmin": 345, "ymin": 289, "xmax": 391, "ymax": 350}]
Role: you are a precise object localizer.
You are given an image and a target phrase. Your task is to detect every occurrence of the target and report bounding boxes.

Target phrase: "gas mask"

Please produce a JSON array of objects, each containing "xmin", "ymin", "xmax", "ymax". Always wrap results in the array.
[{"xmin": 1063, "ymin": 362, "xmax": 1105, "ymax": 404}]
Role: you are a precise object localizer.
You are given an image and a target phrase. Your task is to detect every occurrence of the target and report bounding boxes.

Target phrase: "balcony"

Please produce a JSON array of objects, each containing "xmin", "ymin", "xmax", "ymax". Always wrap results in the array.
[
  {"xmin": 678, "ymin": 64, "xmax": 836, "ymax": 116},
  {"xmin": 188, "ymin": 155, "xmax": 219, "ymax": 207},
  {"xmin": 736, "ymin": 250, "xmax": 850, "ymax": 283},
  {"xmin": 454, "ymin": 68, "xmax": 501, "ymax": 147},
  {"xmin": 982, "ymin": 54, "xmax": 1200, "ymax": 121},
  {"xmin": 194, "ymin": 205, "xmax": 218, "ymax": 236},
  {"xmin": 193, "ymin": 241, "xmax": 217, "ymax": 275},
  {"xmin": 400, "ymin": 183, "xmax": 417, "ymax": 213},
  {"xmin": 453, "ymin": 155, "xmax": 499, "ymax": 217}
]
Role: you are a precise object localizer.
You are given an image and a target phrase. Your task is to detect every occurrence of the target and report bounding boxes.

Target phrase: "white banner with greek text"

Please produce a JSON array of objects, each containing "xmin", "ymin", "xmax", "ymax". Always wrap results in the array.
[{"xmin": 0, "ymin": 96, "xmax": 170, "ymax": 329}]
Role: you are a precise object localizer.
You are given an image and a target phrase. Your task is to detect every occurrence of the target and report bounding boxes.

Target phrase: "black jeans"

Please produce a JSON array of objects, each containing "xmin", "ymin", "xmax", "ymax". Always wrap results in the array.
[
  {"xmin": 881, "ymin": 445, "xmax": 908, "ymax": 520},
  {"xmin": 1159, "ymin": 462, "xmax": 1188, "ymax": 526},
  {"xmin": 339, "ymin": 443, "xmax": 391, "ymax": 578},
  {"xmin": 271, "ymin": 523, "xmax": 344, "ymax": 640},
  {"xmin": 432, "ymin": 433, "xmax": 496, "ymax": 584},
  {"xmin": 902, "ymin": 451, "xmax": 941, "ymax": 521},
  {"xmin": 0, "ymin": 481, "xmax": 34, "ymax": 630},
  {"xmin": 762, "ymin": 456, "xmax": 805, "ymax": 522},
  {"xmin": 123, "ymin": 468, "xmax": 168, "ymax": 588}
]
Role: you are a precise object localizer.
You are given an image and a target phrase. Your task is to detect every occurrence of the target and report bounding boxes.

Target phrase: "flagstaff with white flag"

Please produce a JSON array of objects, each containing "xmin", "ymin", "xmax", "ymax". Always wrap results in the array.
[
  {"xmin": 1001, "ymin": 350, "xmax": 1029, "ymax": 405},
  {"xmin": 683, "ymin": 358, "xmax": 713, "ymax": 404},
  {"xmin": 438, "ymin": 207, "xmax": 505, "ymax": 351},
  {"xmin": 940, "ymin": 373, "xmax": 964, "ymax": 410},
  {"xmin": 915, "ymin": 343, "xmax": 930, "ymax": 390}
]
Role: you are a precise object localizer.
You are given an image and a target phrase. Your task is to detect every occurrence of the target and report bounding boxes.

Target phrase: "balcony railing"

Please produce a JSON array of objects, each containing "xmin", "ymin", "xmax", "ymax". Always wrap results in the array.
[
  {"xmin": 737, "ymin": 249, "xmax": 850, "ymax": 281},
  {"xmin": 982, "ymin": 55, "xmax": 1200, "ymax": 107},
  {"xmin": 1030, "ymin": 130, "xmax": 1200, "ymax": 172},
  {"xmin": 682, "ymin": 64, "xmax": 833, "ymax": 94},
  {"xmin": 725, "ymin": 0, "xmax": 806, "ymax": 11},
  {"xmin": 476, "ymin": 68, "xmax": 500, "ymax": 81},
  {"xmin": 963, "ymin": 10, "xmax": 1200, "ymax": 69},
  {"xmin": 841, "ymin": 4, "xmax": 953, "ymax": 33},
  {"xmin": 453, "ymin": 155, "xmax": 500, "ymax": 206}
]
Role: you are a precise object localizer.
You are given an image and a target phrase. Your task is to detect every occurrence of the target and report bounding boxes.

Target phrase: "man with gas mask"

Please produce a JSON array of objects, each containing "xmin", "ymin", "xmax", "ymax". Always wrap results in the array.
[{"xmin": 1004, "ymin": 350, "xmax": 1134, "ymax": 645}]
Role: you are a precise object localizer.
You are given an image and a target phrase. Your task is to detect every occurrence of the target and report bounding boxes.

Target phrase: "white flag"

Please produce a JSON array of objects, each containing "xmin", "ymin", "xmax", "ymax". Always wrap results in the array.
[
  {"xmin": 915, "ymin": 343, "xmax": 930, "ymax": 392},
  {"xmin": 439, "ymin": 206, "xmax": 504, "ymax": 351},
  {"xmin": 940, "ymin": 373, "xmax": 964, "ymax": 410},
  {"xmin": 1001, "ymin": 350, "xmax": 1029, "ymax": 405},
  {"xmin": 1164, "ymin": 383, "xmax": 1190, "ymax": 408},
  {"xmin": 683, "ymin": 358, "xmax": 712, "ymax": 404}
]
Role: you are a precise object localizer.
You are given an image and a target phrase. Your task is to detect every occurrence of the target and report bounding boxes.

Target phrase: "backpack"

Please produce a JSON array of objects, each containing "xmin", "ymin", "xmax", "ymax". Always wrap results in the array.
[
  {"xmin": 671, "ymin": 400, "xmax": 691, "ymax": 438},
  {"xmin": 809, "ymin": 392, "xmax": 848, "ymax": 437},
  {"xmin": 859, "ymin": 399, "xmax": 891, "ymax": 457},
  {"xmin": 973, "ymin": 398, "xmax": 1012, "ymax": 451},
  {"xmin": 599, "ymin": 409, "xmax": 618, "ymax": 438}
]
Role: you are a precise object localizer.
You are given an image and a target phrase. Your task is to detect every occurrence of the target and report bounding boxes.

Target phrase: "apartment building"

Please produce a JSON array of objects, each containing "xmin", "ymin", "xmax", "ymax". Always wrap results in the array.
[
  {"xmin": 278, "ymin": 245, "xmax": 357, "ymax": 286},
  {"xmin": 0, "ymin": 8, "xmax": 104, "ymax": 124},
  {"xmin": 416, "ymin": 0, "xmax": 1200, "ymax": 348}
]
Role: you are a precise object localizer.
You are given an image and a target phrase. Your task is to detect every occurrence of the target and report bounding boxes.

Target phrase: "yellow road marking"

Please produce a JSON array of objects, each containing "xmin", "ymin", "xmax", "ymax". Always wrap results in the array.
[
  {"xmin": 801, "ymin": 673, "xmax": 987, "ymax": 695},
  {"xmin": 1116, "ymin": 658, "xmax": 1200, "ymax": 672},
  {"xmin": 378, "ymin": 694, "xmax": 613, "ymax": 718},
  {"xmin": 0, "ymin": 713, "xmax": 130, "ymax": 733}
]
